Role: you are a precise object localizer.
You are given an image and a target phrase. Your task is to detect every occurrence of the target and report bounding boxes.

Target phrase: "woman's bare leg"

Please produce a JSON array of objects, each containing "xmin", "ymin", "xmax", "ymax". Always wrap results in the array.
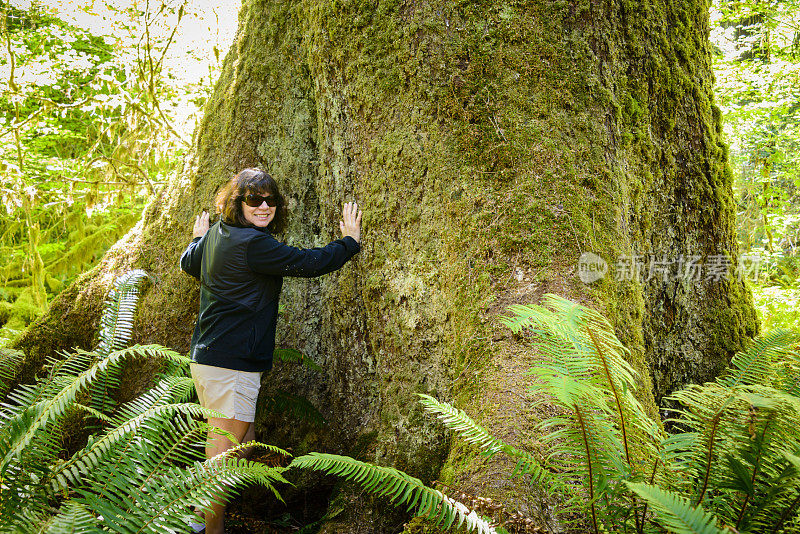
[
  {"xmin": 239, "ymin": 422, "xmax": 256, "ymax": 459},
  {"xmin": 204, "ymin": 416, "xmax": 251, "ymax": 534}
]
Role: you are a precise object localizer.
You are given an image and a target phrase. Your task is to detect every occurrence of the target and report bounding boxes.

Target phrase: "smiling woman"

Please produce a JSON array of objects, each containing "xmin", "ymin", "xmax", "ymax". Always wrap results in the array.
[
  {"xmin": 214, "ymin": 168, "xmax": 287, "ymax": 232},
  {"xmin": 179, "ymin": 167, "xmax": 362, "ymax": 534}
]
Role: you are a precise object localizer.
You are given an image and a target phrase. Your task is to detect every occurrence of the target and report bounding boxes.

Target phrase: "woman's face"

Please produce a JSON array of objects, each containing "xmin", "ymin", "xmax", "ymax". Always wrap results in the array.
[{"xmin": 241, "ymin": 191, "xmax": 276, "ymax": 228}]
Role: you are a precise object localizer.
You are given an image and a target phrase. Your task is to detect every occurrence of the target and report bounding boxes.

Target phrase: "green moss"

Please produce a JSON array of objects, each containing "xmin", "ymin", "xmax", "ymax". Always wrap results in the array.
[
  {"xmin": 0, "ymin": 302, "xmax": 11, "ymax": 325},
  {"xmin": 45, "ymin": 274, "xmax": 63, "ymax": 294},
  {"xmin": 4, "ymin": 288, "xmax": 43, "ymax": 329}
]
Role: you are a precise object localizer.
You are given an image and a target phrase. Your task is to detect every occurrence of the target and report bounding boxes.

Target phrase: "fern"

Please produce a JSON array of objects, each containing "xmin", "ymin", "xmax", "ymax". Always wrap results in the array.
[
  {"xmin": 0, "ymin": 345, "xmax": 187, "ymax": 464},
  {"xmin": 290, "ymin": 452, "xmax": 497, "ymax": 534},
  {"xmin": 627, "ymin": 483, "xmax": 725, "ymax": 534},
  {"xmin": 263, "ymin": 388, "xmax": 327, "ymax": 427},
  {"xmin": 46, "ymin": 403, "xmax": 211, "ymax": 492},
  {"xmin": 0, "ymin": 347, "xmax": 289, "ymax": 533},
  {"xmin": 0, "ymin": 270, "xmax": 299, "ymax": 533},
  {"xmin": 417, "ymin": 394, "xmax": 553, "ymax": 482},
  {"xmin": 89, "ymin": 269, "xmax": 152, "ymax": 415},
  {"xmin": 501, "ymin": 294, "xmax": 663, "ymax": 531},
  {"xmin": 273, "ymin": 347, "xmax": 323, "ymax": 373},
  {"xmin": 73, "ymin": 453, "xmax": 288, "ymax": 534},
  {"xmin": 96, "ymin": 269, "xmax": 151, "ymax": 358},
  {"xmin": 717, "ymin": 330, "xmax": 800, "ymax": 390},
  {"xmin": 39, "ymin": 502, "xmax": 100, "ymax": 534},
  {"xmin": 420, "ymin": 294, "xmax": 800, "ymax": 533},
  {"xmin": 0, "ymin": 348, "xmax": 24, "ymax": 398},
  {"xmin": 665, "ymin": 383, "xmax": 800, "ymax": 532}
]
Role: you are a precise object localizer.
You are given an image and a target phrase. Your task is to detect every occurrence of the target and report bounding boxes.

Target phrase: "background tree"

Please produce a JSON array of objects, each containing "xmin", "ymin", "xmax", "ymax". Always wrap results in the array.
[
  {"xmin": 12, "ymin": 0, "xmax": 758, "ymax": 530},
  {"xmin": 711, "ymin": 0, "xmax": 800, "ymax": 331},
  {"xmin": 0, "ymin": 1, "xmax": 232, "ymax": 344}
]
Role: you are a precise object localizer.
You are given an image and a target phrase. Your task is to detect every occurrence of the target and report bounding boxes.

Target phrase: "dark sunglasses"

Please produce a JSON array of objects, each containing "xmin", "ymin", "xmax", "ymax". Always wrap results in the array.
[{"xmin": 241, "ymin": 193, "xmax": 279, "ymax": 207}]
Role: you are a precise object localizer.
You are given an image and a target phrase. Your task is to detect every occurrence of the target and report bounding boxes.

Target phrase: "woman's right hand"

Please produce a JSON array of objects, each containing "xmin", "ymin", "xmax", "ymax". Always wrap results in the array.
[
  {"xmin": 339, "ymin": 201, "xmax": 362, "ymax": 244},
  {"xmin": 193, "ymin": 211, "xmax": 210, "ymax": 238}
]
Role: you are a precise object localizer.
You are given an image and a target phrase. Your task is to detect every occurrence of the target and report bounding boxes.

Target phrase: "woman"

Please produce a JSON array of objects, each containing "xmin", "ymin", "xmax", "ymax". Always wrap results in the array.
[{"xmin": 180, "ymin": 168, "xmax": 361, "ymax": 534}]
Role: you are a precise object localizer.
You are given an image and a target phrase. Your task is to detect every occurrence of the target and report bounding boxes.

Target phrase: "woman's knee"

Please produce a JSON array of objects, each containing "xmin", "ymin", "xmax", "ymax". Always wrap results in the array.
[{"xmin": 207, "ymin": 416, "xmax": 252, "ymax": 453}]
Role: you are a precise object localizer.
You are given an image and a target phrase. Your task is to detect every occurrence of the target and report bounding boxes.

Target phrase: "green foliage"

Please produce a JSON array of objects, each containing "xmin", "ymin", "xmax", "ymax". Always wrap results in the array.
[
  {"xmin": 712, "ymin": 1, "xmax": 800, "ymax": 333},
  {"xmin": 0, "ymin": 1, "xmax": 216, "ymax": 344},
  {"xmin": 96, "ymin": 268, "xmax": 151, "ymax": 358},
  {"xmin": 417, "ymin": 394, "xmax": 553, "ymax": 482},
  {"xmin": 0, "ymin": 267, "xmax": 289, "ymax": 533},
  {"xmin": 0, "ymin": 343, "xmax": 294, "ymax": 533},
  {"xmin": 422, "ymin": 294, "xmax": 800, "ymax": 533},
  {"xmin": 89, "ymin": 268, "xmax": 152, "ymax": 415},
  {"xmin": 0, "ymin": 346, "xmax": 23, "ymax": 397},
  {"xmin": 626, "ymin": 483, "xmax": 724, "ymax": 534},
  {"xmin": 273, "ymin": 347, "xmax": 323, "ymax": 373},
  {"xmin": 289, "ymin": 453, "xmax": 497, "ymax": 534},
  {"xmin": 712, "ymin": 1, "xmax": 800, "ymax": 253},
  {"xmin": 0, "ymin": 271, "xmax": 497, "ymax": 532}
]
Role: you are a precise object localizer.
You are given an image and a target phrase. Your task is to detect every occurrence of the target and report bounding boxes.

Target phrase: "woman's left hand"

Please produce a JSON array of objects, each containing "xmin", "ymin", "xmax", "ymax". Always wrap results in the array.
[
  {"xmin": 193, "ymin": 211, "xmax": 210, "ymax": 238},
  {"xmin": 340, "ymin": 201, "xmax": 362, "ymax": 243}
]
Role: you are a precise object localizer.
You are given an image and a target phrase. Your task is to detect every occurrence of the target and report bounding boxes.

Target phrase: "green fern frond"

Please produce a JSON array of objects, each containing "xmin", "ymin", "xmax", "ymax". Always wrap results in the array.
[
  {"xmin": 263, "ymin": 389, "xmax": 326, "ymax": 427},
  {"xmin": 718, "ymin": 330, "xmax": 800, "ymax": 389},
  {"xmin": 108, "ymin": 375, "xmax": 195, "ymax": 427},
  {"xmin": 503, "ymin": 296, "xmax": 659, "ymax": 477},
  {"xmin": 96, "ymin": 269, "xmax": 151, "ymax": 358},
  {"xmin": 665, "ymin": 381, "xmax": 800, "ymax": 529},
  {"xmin": 626, "ymin": 482, "xmax": 724, "ymax": 534},
  {"xmin": 497, "ymin": 294, "xmax": 669, "ymax": 532},
  {"xmin": 3, "ymin": 350, "xmax": 94, "ymax": 416},
  {"xmin": 1, "ymin": 344, "xmax": 186, "ymax": 466},
  {"xmin": 46, "ymin": 403, "xmax": 212, "ymax": 492},
  {"xmin": 226, "ymin": 440, "xmax": 291, "ymax": 460},
  {"xmin": 273, "ymin": 348, "xmax": 323, "ymax": 372},
  {"xmin": 0, "ymin": 348, "xmax": 24, "ymax": 397},
  {"xmin": 40, "ymin": 502, "xmax": 100, "ymax": 534},
  {"xmin": 74, "ymin": 455, "xmax": 288, "ymax": 534},
  {"xmin": 73, "ymin": 403, "xmax": 113, "ymax": 422},
  {"xmin": 417, "ymin": 394, "xmax": 553, "ymax": 482},
  {"xmin": 90, "ymin": 270, "xmax": 153, "ymax": 417},
  {"xmin": 290, "ymin": 452, "xmax": 497, "ymax": 534}
]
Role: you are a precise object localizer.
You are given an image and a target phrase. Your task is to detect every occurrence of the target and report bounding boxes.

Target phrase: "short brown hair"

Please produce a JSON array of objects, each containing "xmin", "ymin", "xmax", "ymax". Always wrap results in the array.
[{"xmin": 215, "ymin": 168, "xmax": 287, "ymax": 234}]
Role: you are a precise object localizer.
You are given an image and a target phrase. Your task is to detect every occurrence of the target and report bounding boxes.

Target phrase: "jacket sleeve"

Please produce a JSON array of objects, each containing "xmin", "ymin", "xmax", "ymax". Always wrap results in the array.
[
  {"xmin": 246, "ymin": 233, "xmax": 360, "ymax": 278},
  {"xmin": 179, "ymin": 236, "xmax": 205, "ymax": 280}
]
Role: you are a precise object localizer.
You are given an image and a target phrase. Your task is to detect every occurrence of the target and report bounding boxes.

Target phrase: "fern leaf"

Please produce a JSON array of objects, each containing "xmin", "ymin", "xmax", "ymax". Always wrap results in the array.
[
  {"xmin": 96, "ymin": 269, "xmax": 151, "ymax": 358},
  {"xmin": 42, "ymin": 502, "xmax": 101, "ymax": 533},
  {"xmin": 1, "ymin": 345, "xmax": 186, "ymax": 466},
  {"xmin": 718, "ymin": 330, "xmax": 800, "ymax": 389},
  {"xmin": 290, "ymin": 452, "xmax": 497, "ymax": 534},
  {"xmin": 46, "ymin": 403, "xmax": 213, "ymax": 492},
  {"xmin": 626, "ymin": 482, "xmax": 724, "ymax": 534},
  {"xmin": 108, "ymin": 376, "xmax": 195, "ymax": 427},
  {"xmin": 73, "ymin": 455, "xmax": 288, "ymax": 534},
  {"xmin": 0, "ymin": 348, "xmax": 24, "ymax": 397},
  {"xmin": 417, "ymin": 394, "xmax": 554, "ymax": 484},
  {"xmin": 273, "ymin": 348, "xmax": 323, "ymax": 373}
]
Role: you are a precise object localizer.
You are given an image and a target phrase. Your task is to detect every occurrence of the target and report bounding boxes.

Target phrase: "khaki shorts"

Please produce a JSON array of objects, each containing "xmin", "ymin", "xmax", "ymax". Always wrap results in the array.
[{"xmin": 190, "ymin": 363, "xmax": 263, "ymax": 422}]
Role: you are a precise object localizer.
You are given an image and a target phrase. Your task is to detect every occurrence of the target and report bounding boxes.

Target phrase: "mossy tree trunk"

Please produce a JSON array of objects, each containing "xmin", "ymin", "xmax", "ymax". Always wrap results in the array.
[{"xmin": 15, "ymin": 0, "xmax": 756, "ymax": 530}]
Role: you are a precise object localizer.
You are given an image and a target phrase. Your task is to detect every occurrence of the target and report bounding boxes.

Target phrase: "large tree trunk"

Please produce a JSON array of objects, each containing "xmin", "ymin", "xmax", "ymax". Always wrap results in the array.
[{"xmin": 16, "ymin": 0, "xmax": 756, "ymax": 530}]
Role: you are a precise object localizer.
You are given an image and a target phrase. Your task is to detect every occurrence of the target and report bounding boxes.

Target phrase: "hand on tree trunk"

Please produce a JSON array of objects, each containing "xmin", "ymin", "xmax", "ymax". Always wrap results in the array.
[
  {"xmin": 193, "ymin": 211, "xmax": 210, "ymax": 239},
  {"xmin": 340, "ymin": 201, "xmax": 362, "ymax": 243}
]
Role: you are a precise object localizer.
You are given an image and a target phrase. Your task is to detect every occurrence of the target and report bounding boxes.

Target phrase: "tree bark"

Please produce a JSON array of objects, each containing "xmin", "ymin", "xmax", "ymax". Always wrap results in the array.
[{"xmin": 15, "ymin": 0, "xmax": 756, "ymax": 530}]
